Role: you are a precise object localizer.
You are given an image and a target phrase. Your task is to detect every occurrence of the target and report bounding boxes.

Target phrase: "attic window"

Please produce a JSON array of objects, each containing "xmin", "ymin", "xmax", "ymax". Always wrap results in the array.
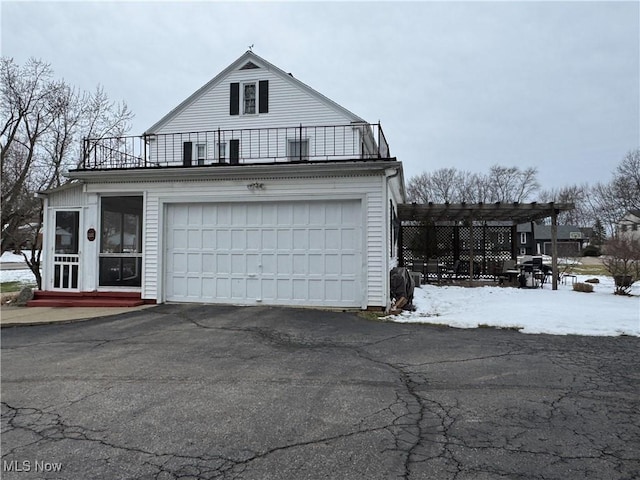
[
  {"xmin": 240, "ymin": 61, "xmax": 260, "ymax": 70},
  {"xmin": 230, "ymin": 81, "xmax": 269, "ymax": 115},
  {"xmin": 243, "ymin": 83, "xmax": 256, "ymax": 114}
]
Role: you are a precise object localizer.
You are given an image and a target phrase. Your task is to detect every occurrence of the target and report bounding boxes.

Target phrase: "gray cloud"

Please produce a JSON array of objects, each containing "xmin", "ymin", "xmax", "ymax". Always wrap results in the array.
[{"xmin": 2, "ymin": 1, "xmax": 638, "ymax": 190}]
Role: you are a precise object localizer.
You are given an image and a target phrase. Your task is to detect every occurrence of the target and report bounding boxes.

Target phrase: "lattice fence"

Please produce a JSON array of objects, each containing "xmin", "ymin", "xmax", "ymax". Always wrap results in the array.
[{"xmin": 401, "ymin": 222, "xmax": 515, "ymax": 279}]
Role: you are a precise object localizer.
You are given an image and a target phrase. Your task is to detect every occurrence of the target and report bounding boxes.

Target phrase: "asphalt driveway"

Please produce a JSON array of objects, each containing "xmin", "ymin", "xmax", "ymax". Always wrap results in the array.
[{"xmin": 2, "ymin": 305, "xmax": 639, "ymax": 479}]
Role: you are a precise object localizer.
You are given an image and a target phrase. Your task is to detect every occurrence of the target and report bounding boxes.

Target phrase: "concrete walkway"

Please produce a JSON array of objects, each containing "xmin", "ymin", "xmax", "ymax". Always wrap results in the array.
[{"xmin": 0, "ymin": 304, "xmax": 153, "ymax": 327}]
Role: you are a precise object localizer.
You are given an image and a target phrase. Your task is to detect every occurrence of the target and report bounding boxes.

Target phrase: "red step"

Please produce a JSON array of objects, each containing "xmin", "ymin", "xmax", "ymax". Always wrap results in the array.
[{"xmin": 27, "ymin": 291, "xmax": 147, "ymax": 308}]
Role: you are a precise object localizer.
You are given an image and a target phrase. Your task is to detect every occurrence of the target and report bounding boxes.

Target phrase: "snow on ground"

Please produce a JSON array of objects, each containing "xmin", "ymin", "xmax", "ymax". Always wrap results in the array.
[
  {"xmin": 0, "ymin": 268, "xmax": 38, "ymax": 284},
  {"xmin": 391, "ymin": 275, "xmax": 640, "ymax": 337},
  {"xmin": 2, "ymin": 251, "xmax": 639, "ymax": 337},
  {"xmin": 0, "ymin": 251, "xmax": 38, "ymax": 284},
  {"xmin": 0, "ymin": 251, "xmax": 28, "ymax": 263}
]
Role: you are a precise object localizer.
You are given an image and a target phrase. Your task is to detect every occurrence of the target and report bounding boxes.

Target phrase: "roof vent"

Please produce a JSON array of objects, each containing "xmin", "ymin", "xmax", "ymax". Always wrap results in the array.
[{"xmin": 240, "ymin": 61, "xmax": 260, "ymax": 70}]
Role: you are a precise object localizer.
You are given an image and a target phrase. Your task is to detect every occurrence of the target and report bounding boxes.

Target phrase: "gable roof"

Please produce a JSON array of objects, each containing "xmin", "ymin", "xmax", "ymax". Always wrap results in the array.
[{"xmin": 145, "ymin": 51, "xmax": 367, "ymax": 134}]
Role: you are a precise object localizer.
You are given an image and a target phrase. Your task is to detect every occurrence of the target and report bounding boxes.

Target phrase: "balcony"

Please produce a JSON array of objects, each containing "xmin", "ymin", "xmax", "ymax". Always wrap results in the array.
[{"xmin": 78, "ymin": 123, "xmax": 391, "ymax": 171}]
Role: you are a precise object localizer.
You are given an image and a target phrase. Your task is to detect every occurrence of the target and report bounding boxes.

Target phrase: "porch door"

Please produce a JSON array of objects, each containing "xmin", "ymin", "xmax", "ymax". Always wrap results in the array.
[{"xmin": 53, "ymin": 210, "xmax": 80, "ymax": 290}]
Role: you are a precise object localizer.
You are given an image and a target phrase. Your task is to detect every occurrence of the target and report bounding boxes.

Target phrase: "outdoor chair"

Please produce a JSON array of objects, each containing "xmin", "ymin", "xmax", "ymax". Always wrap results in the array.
[
  {"xmin": 443, "ymin": 260, "xmax": 460, "ymax": 281},
  {"xmin": 498, "ymin": 259, "xmax": 518, "ymax": 286},
  {"xmin": 425, "ymin": 259, "xmax": 442, "ymax": 284},
  {"xmin": 409, "ymin": 260, "xmax": 425, "ymax": 284}
]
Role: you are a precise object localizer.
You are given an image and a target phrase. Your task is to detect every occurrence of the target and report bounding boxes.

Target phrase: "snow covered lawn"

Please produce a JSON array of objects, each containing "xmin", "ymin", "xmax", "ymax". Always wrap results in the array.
[
  {"xmin": 390, "ymin": 275, "xmax": 639, "ymax": 337},
  {"xmin": 0, "ymin": 251, "xmax": 28, "ymax": 263}
]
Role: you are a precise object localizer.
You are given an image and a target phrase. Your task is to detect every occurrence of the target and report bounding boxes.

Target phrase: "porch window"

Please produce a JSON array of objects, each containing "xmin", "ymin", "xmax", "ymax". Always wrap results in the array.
[{"xmin": 99, "ymin": 196, "xmax": 143, "ymax": 287}]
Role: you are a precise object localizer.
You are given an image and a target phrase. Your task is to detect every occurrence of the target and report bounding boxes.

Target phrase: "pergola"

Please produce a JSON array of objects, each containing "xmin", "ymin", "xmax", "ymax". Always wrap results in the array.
[{"xmin": 397, "ymin": 202, "xmax": 574, "ymax": 290}]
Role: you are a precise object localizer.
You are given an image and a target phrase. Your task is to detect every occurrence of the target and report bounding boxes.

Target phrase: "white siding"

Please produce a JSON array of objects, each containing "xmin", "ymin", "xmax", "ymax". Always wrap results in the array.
[
  {"xmin": 85, "ymin": 173, "xmax": 387, "ymax": 307},
  {"xmin": 47, "ymin": 185, "xmax": 86, "ymax": 207},
  {"xmin": 155, "ymin": 68, "xmax": 354, "ymax": 134}
]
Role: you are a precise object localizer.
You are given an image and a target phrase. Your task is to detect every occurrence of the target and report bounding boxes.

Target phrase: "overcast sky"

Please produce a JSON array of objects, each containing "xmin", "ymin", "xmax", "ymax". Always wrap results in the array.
[{"xmin": 2, "ymin": 1, "xmax": 639, "ymax": 191}]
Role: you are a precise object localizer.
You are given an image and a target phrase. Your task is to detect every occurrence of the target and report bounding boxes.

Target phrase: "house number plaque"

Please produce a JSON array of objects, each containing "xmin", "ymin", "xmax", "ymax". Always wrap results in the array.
[{"xmin": 87, "ymin": 228, "xmax": 96, "ymax": 242}]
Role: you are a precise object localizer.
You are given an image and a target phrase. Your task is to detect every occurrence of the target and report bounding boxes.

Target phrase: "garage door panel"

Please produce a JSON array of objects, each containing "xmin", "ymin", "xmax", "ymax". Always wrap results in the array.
[
  {"xmin": 292, "ymin": 230, "xmax": 308, "ymax": 250},
  {"xmin": 247, "ymin": 230, "xmax": 260, "ymax": 249},
  {"xmin": 202, "ymin": 253, "xmax": 215, "ymax": 271},
  {"xmin": 277, "ymin": 230, "xmax": 292, "ymax": 249},
  {"xmin": 262, "ymin": 230, "xmax": 276, "ymax": 249},
  {"xmin": 216, "ymin": 254, "xmax": 230, "ymax": 273},
  {"xmin": 231, "ymin": 230, "xmax": 246, "ymax": 249},
  {"xmin": 292, "ymin": 254, "xmax": 306, "ymax": 274},
  {"xmin": 231, "ymin": 254, "xmax": 245, "ymax": 274},
  {"xmin": 309, "ymin": 230, "xmax": 324, "ymax": 249},
  {"xmin": 165, "ymin": 200, "xmax": 362, "ymax": 306},
  {"xmin": 325, "ymin": 229, "xmax": 340, "ymax": 249},
  {"xmin": 217, "ymin": 230, "xmax": 231, "ymax": 248}
]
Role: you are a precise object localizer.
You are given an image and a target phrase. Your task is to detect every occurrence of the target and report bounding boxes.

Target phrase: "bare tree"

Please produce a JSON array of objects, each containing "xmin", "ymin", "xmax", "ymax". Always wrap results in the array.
[
  {"xmin": 487, "ymin": 165, "xmax": 539, "ymax": 203},
  {"xmin": 1, "ymin": 57, "xmax": 133, "ymax": 288},
  {"xmin": 1, "ymin": 58, "xmax": 61, "ymax": 254},
  {"xmin": 538, "ymin": 183, "xmax": 593, "ymax": 227},
  {"xmin": 611, "ymin": 148, "xmax": 640, "ymax": 212},
  {"xmin": 581, "ymin": 149, "xmax": 640, "ymax": 237},
  {"xmin": 407, "ymin": 165, "xmax": 540, "ymax": 204}
]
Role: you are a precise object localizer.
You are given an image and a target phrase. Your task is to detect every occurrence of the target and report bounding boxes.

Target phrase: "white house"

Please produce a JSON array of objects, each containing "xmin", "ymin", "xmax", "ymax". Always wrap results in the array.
[
  {"xmin": 36, "ymin": 51, "xmax": 405, "ymax": 310},
  {"xmin": 617, "ymin": 209, "xmax": 640, "ymax": 243}
]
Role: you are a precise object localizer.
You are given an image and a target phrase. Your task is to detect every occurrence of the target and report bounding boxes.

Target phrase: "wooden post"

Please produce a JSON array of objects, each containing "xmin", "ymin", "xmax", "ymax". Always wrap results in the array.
[{"xmin": 551, "ymin": 205, "xmax": 558, "ymax": 290}]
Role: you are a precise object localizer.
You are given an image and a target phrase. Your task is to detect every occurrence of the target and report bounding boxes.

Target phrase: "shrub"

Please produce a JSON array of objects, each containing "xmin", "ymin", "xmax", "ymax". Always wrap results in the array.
[
  {"xmin": 582, "ymin": 245, "xmax": 601, "ymax": 257},
  {"xmin": 602, "ymin": 237, "xmax": 640, "ymax": 295},
  {"xmin": 585, "ymin": 278, "xmax": 600, "ymax": 284},
  {"xmin": 573, "ymin": 282, "xmax": 594, "ymax": 293}
]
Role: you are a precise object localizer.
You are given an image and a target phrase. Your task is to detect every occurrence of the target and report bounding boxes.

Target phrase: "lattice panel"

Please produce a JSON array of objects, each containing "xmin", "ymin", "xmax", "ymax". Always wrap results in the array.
[{"xmin": 401, "ymin": 223, "xmax": 514, "ymax": 279}]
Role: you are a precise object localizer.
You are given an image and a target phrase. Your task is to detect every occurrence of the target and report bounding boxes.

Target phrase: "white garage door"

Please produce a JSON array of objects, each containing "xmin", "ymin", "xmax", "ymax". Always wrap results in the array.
[{"xmin": 165, "ymin": 200, "xmax": 363, "ymax": 307}]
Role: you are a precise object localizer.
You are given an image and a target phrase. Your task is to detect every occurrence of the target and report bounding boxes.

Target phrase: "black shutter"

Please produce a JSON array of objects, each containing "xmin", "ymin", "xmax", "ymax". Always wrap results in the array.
[
  {"xmin": 230, "ymin": 83, "xmax": 239, "ymax": 115},
  {"xmin": 258, "ymin": 80, "xmax": 269, "ymax": 114},
  {"xmin": 183, "ymin": 142, "xmax": 192, "ymax": 166},
  {"xmin": 229, "ymin": 139, "xmax": 239, "ymax": 165}
]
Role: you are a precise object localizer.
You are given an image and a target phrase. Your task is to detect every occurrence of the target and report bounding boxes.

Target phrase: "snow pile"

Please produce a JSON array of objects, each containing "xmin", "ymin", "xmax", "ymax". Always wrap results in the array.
[{"xmin": 390, "ymin": 275, "xmax": 640, "ymax": 337}]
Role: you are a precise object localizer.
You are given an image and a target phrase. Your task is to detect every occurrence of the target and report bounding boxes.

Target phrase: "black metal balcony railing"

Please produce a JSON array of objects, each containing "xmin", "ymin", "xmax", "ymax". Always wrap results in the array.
[{"xmin": 80, "ymin": 123, "xmax": 391, "ymax": 170}]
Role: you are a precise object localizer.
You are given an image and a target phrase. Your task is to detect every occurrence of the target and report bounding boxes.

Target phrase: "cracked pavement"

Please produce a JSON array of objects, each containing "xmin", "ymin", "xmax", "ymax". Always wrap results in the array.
[{"xmin": 2, "ymin": 304, "xmax": 639, "ymax": 479}]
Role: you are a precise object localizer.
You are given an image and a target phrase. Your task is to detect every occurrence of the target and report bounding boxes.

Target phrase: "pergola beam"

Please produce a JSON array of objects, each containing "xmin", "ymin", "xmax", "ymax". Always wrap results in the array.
[{"xmin": 398, "ymin": 202, "xmax": 574, "ymax": 224}]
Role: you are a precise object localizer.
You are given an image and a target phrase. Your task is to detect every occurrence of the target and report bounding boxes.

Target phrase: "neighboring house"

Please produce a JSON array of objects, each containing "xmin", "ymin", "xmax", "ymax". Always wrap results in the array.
[
  {"xmin": 517, "ymin": 223, "xmax": 590, "ymax": 257},
  {"xmin": 617, "ymin": 210, "xmax": 640, "ymax": 243},
  {"xmin": 37, "ymin": 51, "xmax": 405, "ymax": 310}
]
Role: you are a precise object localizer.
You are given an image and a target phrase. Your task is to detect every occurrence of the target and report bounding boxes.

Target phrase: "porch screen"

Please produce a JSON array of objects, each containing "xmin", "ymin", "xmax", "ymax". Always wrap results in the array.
[{"xmin": 99, "ymin": 196, "xmax": 143, "ymax": 287}]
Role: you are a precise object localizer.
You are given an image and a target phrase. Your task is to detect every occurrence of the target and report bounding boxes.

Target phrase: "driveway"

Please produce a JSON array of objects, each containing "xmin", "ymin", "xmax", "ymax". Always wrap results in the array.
[{"xmin": 2, "ymin": 305, "xmax": 639, "ymax": 479}]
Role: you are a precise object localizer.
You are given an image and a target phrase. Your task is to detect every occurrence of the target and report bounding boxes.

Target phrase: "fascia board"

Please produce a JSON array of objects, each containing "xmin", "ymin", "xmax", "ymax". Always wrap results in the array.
[{"xmin": 66, "ymin": 161, "xmax": 402, "ymax": 183}]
